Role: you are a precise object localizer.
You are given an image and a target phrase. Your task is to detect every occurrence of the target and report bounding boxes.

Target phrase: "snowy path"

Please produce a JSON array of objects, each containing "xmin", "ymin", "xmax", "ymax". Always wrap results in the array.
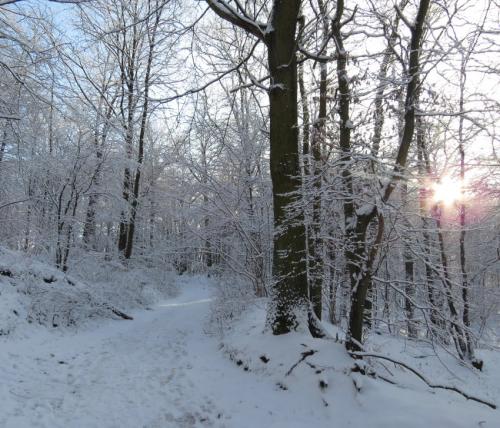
[
  {"xmin": 2, "ymin": 276, "xmax": 498, "ymax": 428},
  {"xmin": 0, "ymin": 277, "xmax": 270, "ymax": 428}
]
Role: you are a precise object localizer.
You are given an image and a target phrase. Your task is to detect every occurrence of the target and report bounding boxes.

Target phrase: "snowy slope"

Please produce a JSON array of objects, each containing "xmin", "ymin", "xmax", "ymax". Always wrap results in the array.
[
  {"xmin": 1, "ymin": 274, "xmax": 499, "ymax": 427},
  {"xmin": 0, "ymin": 247, "xmax": 175, "ymax": 338},
  {"xmin": 220, "ymin": 304, "xmax": 500, "ymax": 428}
]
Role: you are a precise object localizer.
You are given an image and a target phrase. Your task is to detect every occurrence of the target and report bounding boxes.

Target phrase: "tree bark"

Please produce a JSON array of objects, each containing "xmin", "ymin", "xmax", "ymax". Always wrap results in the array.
[{"xmin": 265, "ymin": 0, "xmax": 310, "ymax": 334}]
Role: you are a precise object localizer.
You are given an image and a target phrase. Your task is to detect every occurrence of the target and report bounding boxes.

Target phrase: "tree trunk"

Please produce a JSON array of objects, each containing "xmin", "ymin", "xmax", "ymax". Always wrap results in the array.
[
  {"xmin": 458, "ymin": 54, "xmax": 472, "ymax": 339},
  {"xmin": 307, "ymin": 0, "xmax": 329, "ymax": 321},
  {"xmin": 265, "ymin": 0, "xmax": 309, "ymax": 334},
  {"xmin": 83, "ymin": 95, "xmax": 114, "ymax": 249},
  {"xmin": 124, "ymin": 1, "xmax": 162, "ymax": 259},
  {"xmin": 434, "ymin": 206, "xmax": 470, "ymax": 359},
  {"xmin": 345, "ymin": 0, "xmax": 431, "ymax": 351},
  {"xmin": 118, "ymin": 10, "xmax": 139, "ymax": 255},
  {"xmin": 298, "ymin": 17, "xmax": 310, "ymax": 163},
  {"xmin": 0, "ymin": 126, "xmax": 7, "ymax": 164},
  {"xmin": 404, "ymin": 245, "xmax": 417, "ymax": 338},
  {"xmin": 207, "ymin": 0, "xmax": 318, "ymax": 336},
  {"xmin": 417, "ymin": 131, "xmax": 442, "ymax": 335}
]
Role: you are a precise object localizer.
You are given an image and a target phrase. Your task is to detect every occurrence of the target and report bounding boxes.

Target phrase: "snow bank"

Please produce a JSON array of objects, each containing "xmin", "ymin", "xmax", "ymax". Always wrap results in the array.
[
  {"xmin": 0, "ymin": 247, "xmax": 176, "ymax": 337},
  {"xmin": 217, "ymin": 302, "xmax": 500, "ymax": 427}
]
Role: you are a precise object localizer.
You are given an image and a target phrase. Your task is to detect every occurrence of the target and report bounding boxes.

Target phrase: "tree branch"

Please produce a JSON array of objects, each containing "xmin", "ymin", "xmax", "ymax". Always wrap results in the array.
[
  {"xmin": 0, "ymin": 0, "xmax": 90, "ymax": 5},
  {"xmin": 350, "ymin": 351, "xmax": 497, "ymax": 410},
  {"xmin": 205, "ymin": 0, "xmax": 267, "ymax": 42}
]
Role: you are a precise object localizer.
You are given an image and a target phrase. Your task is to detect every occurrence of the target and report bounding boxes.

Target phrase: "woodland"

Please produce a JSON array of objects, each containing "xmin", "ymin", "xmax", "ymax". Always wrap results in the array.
[{"xmin": 0, "ymin": 0, "xmax": 499, "ymax": 426}]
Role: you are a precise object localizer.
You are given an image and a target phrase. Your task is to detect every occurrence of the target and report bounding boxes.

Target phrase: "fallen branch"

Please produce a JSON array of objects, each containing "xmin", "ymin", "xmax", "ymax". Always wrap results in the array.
[
  {"xmin": 350, "ymin": 351, "xmax": 496, "ymax": 410},
  {"xmin": 286, "ymin": 349, "xmax": 316, "ymax": 376},
  {"xmin": 104, "ymin": 305, "xmax": 133, "ymax": 321}
]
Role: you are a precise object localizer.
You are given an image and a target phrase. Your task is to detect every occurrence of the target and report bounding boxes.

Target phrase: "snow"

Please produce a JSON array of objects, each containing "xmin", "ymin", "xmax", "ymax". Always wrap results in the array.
[
  {"xmin": 1, "ymin": 270, "xmax": 499, "ymax": 427},
  {"xmin": 355, "ymin": 203, "xmax": 375, "ymax": 216},
  {"xmin": 345, "ymin": 119, "xmax": 355, "ymax": 129},
  {"xmin": 0, "ymin": 247, "xmax": 176, "ymax": 338},
  {"xmin": 220, "ymin": 304, "xmax": 500, "ymax": 428},
  {"xmin": 0, "ymin": 276, "xmax": 218, "ymax": 427}
]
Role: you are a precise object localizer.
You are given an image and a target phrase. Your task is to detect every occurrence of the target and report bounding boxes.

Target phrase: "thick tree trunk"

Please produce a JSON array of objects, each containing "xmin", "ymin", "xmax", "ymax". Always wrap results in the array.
[{"xmin": 265, "ymin": 0, "xmax": 309, "ymax": 335}]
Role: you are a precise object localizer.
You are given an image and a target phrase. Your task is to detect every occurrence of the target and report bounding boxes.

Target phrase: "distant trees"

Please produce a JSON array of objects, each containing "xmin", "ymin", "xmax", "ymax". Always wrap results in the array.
[{"xmin": 75, "ymin": 0, "xmax": 180, "ymax": 259}]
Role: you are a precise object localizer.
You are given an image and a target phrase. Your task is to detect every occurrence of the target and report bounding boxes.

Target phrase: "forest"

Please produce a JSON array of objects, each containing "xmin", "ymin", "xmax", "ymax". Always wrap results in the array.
[{"xmin": 0, "ymin": 0, "xmax": 499, "ymax": 427}]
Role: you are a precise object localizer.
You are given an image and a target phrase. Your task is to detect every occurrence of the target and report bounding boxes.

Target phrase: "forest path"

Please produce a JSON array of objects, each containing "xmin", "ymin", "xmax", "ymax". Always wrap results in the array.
[
  {"xmin": 2, "ymin": 276, "xmax": 499, "ymax": 428},
  {"xmin": 0, "ymin": 276, "xmax": 273, "ymax": 428}
]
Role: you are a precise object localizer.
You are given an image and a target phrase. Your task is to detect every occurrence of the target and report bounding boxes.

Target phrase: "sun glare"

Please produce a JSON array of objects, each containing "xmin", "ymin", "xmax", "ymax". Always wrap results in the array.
[{"xmin": 432, "ymin": 176, "xmax": 463, "ymax": 206}]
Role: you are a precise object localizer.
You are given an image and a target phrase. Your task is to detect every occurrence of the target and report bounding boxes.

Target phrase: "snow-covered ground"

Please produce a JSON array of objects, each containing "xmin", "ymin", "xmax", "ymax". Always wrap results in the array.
[
  {"xmin": 1, "ymin": 274, "xmax": 499, "ymax": 427},
  {"xmin": 0, "ymin": 247, "xmax": 177, "ymax": 338}
]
